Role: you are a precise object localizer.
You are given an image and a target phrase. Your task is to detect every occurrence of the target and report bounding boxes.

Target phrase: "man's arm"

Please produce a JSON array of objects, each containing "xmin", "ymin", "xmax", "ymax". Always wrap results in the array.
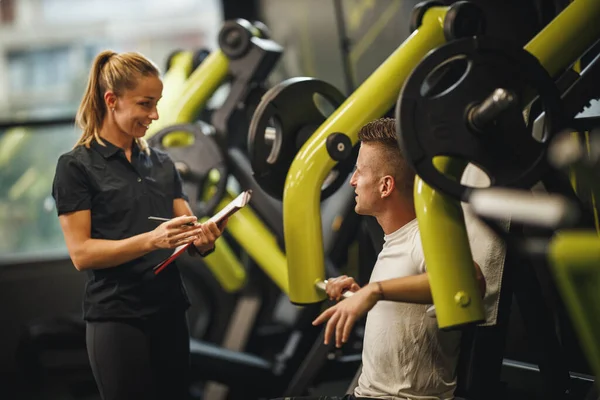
[
  {"xmin": 313, "ymin": 261, "xmax": 486, "ymax": 348},
  {"xmin": 375, "ymin": 261, "xmax": 486, "ymax": 303}
]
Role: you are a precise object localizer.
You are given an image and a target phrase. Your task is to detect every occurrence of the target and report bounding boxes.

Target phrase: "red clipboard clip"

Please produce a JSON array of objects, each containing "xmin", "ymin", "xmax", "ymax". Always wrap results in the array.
[{"xmin": 153, "ymin": 243, "xmax": 191, "ymax": 275}]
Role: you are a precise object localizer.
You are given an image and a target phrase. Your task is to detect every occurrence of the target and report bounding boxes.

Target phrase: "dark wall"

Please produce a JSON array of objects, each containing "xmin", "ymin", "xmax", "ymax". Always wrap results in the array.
[
  {"xmin": 221, "ymin": 0, "xmax": 260, "ymax": 21},
  {"xmin": 0, "ymin": 256, "xmax": 85, "ymax": 394}
]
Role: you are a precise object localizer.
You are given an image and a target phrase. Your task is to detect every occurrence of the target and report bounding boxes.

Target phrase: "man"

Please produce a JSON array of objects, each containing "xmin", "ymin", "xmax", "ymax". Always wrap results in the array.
[{"xmin": 312, "ymin": 117, "xmax": 486, "ymax": 399}]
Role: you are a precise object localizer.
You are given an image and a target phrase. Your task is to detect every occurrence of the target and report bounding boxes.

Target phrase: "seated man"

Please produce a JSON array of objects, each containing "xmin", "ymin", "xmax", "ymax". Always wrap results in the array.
[{"xmin": 279, "ymin": 118, "xmax": 489, "ymax": 400}]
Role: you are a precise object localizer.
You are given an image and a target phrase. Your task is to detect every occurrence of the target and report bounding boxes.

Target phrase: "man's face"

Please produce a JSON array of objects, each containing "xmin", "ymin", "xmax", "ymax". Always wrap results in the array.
[{"xmin": 349, "ymin": 143, "xmax": 384, "ymax": 216}]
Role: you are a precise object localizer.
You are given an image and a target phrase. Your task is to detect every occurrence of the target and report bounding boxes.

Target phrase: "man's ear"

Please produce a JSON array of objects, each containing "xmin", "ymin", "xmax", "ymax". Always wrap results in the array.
[
  {"xmin": 380, "ymin": 175, "xmax": 396, "ymax": 198},
  {"xmin": 104, "ymin": 91, "xmax": 117, "ymax": 110}
]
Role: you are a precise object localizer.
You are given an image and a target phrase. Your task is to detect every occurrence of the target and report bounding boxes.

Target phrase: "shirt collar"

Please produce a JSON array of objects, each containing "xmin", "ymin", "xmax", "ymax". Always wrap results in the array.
[{"xmin": 91, "ymin": 137, "xmax": 141, "ymax": 159}]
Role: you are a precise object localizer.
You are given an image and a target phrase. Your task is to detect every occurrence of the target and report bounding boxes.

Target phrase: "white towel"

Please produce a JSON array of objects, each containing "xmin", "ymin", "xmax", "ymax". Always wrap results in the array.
[{"xmin": 461, "ymin": 164, "xmax": 509, "ymax": 326}]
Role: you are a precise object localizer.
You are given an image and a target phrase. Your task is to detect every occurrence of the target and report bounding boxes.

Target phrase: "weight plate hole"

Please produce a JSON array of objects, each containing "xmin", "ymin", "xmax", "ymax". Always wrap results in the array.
[
  {"xmin": 421, "ymin": 55, "xmax": 471, "ymax": 99},
  {"xmin": 265, "ymin": 116, "xmax": 283, "ymax": 165},
  {"xmin": 313, "ymin": 93, "xmax": 337, "ymax": 119}
]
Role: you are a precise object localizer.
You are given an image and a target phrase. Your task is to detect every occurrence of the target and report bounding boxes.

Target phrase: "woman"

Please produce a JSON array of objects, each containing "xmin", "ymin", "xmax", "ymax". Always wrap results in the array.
[{"xmin": 52, "ymin": 50, "xmax": 224, "ymax": 400}]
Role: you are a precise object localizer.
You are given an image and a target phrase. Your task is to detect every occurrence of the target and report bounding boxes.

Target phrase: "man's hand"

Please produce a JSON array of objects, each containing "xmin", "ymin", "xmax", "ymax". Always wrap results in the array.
[
  {"xmin": 325, "ymin": 275, "xmax": 361, "ymax": 301},
  {"xmin": 312, "ymin": 283, "xmax": 380, "ymax": 348}
]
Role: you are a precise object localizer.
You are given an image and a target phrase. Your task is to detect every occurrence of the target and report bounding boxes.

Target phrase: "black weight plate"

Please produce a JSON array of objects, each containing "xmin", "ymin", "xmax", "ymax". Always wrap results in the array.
[
  {"xmin": 396, "ymin": 36, "xmax": 564, "ymax": 201},
  {"xmin": 248, "ymin": 77, "xmax": 346, "ymax": 200},
  {"xmin": 148, "ymin": 122, "xmax": 228, "ymax": 217}
]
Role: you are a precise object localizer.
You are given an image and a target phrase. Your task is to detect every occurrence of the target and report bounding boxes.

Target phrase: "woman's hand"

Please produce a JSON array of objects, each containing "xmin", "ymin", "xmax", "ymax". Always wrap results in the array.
[
  {"xmin": 193, "ymin": 218, "xmax": 228, "ymax": 253},
  {"xmin": 149, "ymin": 215, "xmax": 204, "ymax": 250}
]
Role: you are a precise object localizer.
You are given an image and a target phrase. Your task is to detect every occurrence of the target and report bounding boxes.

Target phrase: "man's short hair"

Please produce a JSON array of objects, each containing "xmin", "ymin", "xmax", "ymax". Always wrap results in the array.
[{"xmin": 358, "ymin": 118, "xmax": 416, "ymax": 196}]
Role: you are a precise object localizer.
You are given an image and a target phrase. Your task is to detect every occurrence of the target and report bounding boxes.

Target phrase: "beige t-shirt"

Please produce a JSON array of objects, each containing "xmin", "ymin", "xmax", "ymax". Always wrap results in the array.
[{"xmin": 355, "ymin": 219, "xmax": 461, "ymax": 400}]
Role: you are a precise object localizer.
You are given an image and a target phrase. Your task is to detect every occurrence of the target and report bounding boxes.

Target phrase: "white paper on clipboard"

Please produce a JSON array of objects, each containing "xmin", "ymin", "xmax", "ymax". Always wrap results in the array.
[{"xmin": 208, "ymin": 190, "xmax": 252, "ymax": 225}]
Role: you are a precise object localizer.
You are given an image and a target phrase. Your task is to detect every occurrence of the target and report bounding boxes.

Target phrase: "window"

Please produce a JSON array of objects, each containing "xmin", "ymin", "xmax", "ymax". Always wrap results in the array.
[
  {"xmin": 0, "ymin": 0, "xmax": 223, "ymax": 260},
  {"xmin": 0, "ymin": 124, "xmax": 79, "ymax": 259}
]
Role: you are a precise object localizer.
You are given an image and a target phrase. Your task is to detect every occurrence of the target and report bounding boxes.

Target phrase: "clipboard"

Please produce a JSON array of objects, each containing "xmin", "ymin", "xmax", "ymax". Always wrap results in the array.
[{"xmin": 153, "ymin": 190, "xmax": 252, "ymax": 275}]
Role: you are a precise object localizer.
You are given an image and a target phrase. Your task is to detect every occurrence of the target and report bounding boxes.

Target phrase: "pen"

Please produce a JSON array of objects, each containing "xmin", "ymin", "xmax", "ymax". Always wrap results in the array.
[{"xmin": 148, "ymin": 216, "xmax": 196, "ymax": 226}]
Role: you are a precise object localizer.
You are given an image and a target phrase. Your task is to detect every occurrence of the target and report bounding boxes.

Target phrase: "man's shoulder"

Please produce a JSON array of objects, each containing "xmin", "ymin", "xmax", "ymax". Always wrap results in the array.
[{"xmin": 382, "ymin": 220, "xmax": 425, "ymax": 272}]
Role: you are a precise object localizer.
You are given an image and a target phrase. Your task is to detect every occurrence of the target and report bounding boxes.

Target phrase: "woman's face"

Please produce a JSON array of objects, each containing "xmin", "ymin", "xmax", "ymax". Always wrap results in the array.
[{"xmin": 111, "ymin": 75, "xmax": 163, "ymax": 139}]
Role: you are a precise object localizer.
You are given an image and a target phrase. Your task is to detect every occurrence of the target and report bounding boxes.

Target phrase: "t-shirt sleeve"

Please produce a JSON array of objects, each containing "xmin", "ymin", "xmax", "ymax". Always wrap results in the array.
[
  {"xmin": 172, "ymin": 162, "xmax": 189, "ymax": 202},
  {"xmin": 411, "ymin": 228, "xmax": 427, "ymax": 274},
  {"xmin": 52, "ymin": 154, "xmax": 92, "ymax": 215}
]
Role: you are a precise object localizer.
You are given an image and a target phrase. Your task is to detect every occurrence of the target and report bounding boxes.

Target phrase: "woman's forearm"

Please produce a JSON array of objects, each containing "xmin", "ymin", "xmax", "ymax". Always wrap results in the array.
[{"xmin": 71, "ymin": 231, "xmax": 156, "ymax": 271}]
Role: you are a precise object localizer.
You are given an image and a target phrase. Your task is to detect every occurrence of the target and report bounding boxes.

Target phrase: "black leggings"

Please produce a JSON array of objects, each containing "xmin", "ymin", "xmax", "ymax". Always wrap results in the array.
[{"xmin": 86, "ymin": 310, "xmax": 190, "ymax": 400}]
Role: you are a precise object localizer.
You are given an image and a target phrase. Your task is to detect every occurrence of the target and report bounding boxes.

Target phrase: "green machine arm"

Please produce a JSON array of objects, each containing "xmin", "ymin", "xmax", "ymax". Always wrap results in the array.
[
  {"xmin": 148, "ymin": 51, "xmax": 195, "ymax": 139},
  {"xmin": 414, "ymin": 158, "xmax": 482, "ymax": 328},
  {"xmin": 525, "ymin": 0, "xmax": 600, "ymax": 78},
  {"xmin": 147, "ymin": 50, "xmax": 230, "ymax": 137},
  {"xmin": 549, "ymin": 232, "xmax": 600, "ymax": 380},
  {"xmin": 283, "ymin": 5, "xmax": 449, "ymax": 305}
]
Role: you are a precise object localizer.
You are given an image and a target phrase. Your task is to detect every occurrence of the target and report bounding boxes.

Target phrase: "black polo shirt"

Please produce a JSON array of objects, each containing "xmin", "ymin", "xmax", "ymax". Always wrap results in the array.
[{"xmin": 52, "ymin": 138, "xmax": 191, "ymax": 322}]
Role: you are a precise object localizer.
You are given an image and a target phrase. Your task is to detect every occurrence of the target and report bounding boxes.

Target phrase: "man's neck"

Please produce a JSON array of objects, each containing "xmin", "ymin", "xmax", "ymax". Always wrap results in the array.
[{"xmin": 375, "ymin": 194, "xmax": 416, "ymax": 235}]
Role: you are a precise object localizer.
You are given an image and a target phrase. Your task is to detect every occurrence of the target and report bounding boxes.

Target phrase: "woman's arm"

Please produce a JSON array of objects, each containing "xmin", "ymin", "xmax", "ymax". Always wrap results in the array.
[{"xmin": 59, "ymin": 209, "xmax": 201, "ymax": 271}]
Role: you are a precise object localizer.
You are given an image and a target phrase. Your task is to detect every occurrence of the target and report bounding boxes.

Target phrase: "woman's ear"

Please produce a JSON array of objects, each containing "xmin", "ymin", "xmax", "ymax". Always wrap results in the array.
[{"xmin": 104, "ymin": 91, "xmax": 117, "ymax": 111}]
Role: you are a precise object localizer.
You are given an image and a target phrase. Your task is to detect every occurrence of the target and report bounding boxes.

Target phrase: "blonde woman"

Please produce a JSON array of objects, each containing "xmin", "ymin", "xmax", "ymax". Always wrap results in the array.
[{"xmin": 52, "ymin": 51, "xmax": 224, "ymax": 400}]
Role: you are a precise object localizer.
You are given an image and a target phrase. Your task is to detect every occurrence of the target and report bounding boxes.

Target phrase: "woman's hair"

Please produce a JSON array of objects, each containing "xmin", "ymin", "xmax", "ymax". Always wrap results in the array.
[{"xmin": 74, "ymin": 50, "xmax": 159, "ymax": 154}]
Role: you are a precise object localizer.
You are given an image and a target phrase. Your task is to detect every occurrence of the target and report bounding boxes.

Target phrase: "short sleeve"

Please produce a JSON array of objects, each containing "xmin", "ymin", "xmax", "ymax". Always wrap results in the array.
[
  {"xmin": 52, "ymin": 154, "xmax": 92, "ymax": 215},
  {"xmin": 172, "ymin": 163, "xmax": 189, "ymax": 202},
  {"xmin": 411, "ymin": 228, "xmax": 427, "ymax": 274}
]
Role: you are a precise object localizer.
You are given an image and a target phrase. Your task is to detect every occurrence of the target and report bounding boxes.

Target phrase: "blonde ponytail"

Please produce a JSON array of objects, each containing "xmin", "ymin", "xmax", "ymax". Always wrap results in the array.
[
  {"xmin": 74, "ymin": 50, "xmax": 116, "ymax": 148},
  {"xmin": 136, "ymin": 138, "xmax": 150, "ymax": 156}
]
